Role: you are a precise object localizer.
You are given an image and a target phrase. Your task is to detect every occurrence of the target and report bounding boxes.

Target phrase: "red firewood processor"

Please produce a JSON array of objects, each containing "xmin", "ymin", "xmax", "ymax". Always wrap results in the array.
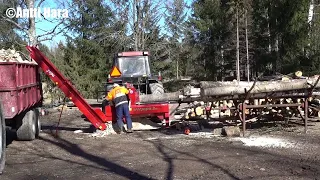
[{"xmin": 27, "ymin": 46, "xmax": 171, "ymax": 133}]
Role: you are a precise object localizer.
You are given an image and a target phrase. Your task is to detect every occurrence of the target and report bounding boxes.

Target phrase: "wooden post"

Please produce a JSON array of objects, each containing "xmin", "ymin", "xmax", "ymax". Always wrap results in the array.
[
  {"xmin": 304, "ymin": 98, "xmax": 308, "ymax": 133},
  {"xmin": 242, "ymin": 103, "xmax": 246, "ymax": 137}
]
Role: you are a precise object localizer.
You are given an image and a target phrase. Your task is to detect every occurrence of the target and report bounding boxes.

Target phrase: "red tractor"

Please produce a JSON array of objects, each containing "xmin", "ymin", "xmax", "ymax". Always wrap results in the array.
[
  {"xmin": 101, "ymin": 51, "xmax": 170, "ymax": 127},
  {"xmin": 106, "ymin": 51, "xmax": 164, "ymax": 95}
]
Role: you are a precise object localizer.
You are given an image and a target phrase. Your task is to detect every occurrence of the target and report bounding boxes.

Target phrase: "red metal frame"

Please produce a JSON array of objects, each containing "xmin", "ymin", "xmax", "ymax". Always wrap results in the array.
[
  {"xmin": 104, "ymin": 104, "xmax": 169, "ymax": 122},
  {"xmin": 26, "ymin": 46, "xmax": 107, "ymax": 130},
  {"xmin": 118, "ymin": 51, "xmax": 148, "ymax": 57},
  {"xmin": 104, "ymin": 84, "xmax": 170, "ymax": 126}
]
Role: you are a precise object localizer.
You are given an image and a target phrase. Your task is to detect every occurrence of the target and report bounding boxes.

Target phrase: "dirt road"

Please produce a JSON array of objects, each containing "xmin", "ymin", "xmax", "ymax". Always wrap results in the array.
[{"xmin": 1, "ymin": 109, "xmax": 320, "ymax": 180}]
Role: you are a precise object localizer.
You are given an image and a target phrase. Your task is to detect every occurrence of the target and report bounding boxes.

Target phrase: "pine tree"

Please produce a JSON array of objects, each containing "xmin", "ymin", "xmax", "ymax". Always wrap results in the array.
[
  {"xmin": 63, "ymin": 0, "xmax": 116, "ymax": 98},
  {"xmin": 165, "ymin": 0, "xmax": 188, "ymax": 79}
]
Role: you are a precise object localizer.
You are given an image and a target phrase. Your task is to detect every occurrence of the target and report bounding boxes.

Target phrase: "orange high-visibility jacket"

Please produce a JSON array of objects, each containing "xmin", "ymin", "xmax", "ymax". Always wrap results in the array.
[{"xmin": 106, "ymin": 86, "xmax": 129, "ymax": 107}]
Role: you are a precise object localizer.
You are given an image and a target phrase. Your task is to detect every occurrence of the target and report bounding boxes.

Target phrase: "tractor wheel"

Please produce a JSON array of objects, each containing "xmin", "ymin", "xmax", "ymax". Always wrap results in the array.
[
  {"xmin": 150, "ymin": 82, "xmax": 164, "ymax": 95},
  {"xmin": 16, "ymin": 109, "xmax": 36, "ymax": 141},
  {"xmin": 0, "ymin": 102, "xmax": 6, "ymax": 174}
]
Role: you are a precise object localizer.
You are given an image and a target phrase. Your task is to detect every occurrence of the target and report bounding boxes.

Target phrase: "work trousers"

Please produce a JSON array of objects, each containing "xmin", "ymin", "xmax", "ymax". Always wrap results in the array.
[{"xmin": 115, "ymin": 103, "xmax": 133, "ymax": 130}]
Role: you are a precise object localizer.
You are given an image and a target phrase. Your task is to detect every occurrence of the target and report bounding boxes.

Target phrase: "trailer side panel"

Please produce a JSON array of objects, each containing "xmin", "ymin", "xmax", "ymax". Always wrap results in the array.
[{"xmin": 0, "ymin": 62, "xmax": 42, "ymax": 119}]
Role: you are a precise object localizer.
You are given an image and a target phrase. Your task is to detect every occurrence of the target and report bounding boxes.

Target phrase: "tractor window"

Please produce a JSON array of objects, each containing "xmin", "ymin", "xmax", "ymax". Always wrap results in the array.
[{"xmin": 118, "ymin": 56, "xmax": 150, "ymax": 76}]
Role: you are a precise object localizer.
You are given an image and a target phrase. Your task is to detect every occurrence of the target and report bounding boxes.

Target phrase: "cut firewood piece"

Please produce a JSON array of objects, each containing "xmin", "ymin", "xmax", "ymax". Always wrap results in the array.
[
  {"xmin": 227, "ymin": 100, "xmax": 233, "ymax": 108},
  {"xmin": 285, "ymin": 98, "xmax": 293, "ymax": 103},
  {"xmin": 295, "ymin": 71, "xmax": 302, "ymax": 77},
  {"xmin": 222, "ymin": 126, "xmax": 241, "ymax": 137},
  {"xmin": 173, "ymin": 115, "xmax": 183, "ymax": 120},
  {"xmin": 190, "ymin": 111, "xmax": 196, "ymax": 117},
  {"xmin": 195, "ymin": 106, "xmax": 203, "ymax": 116},
  {"xmin": 192, "ymin": 101, "xmax": 204, "ymax": 107}
]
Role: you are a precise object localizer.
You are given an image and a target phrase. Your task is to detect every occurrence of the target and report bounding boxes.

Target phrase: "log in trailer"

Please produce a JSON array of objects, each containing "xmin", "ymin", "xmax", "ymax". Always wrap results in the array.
[{"xmin": 0, "ymin": 46, "xmax": 171, "ymax": 174}]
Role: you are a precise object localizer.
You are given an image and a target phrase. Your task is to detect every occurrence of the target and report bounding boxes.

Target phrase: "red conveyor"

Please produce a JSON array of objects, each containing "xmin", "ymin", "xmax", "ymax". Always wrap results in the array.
[{"xmin": 26, "ymin": 46, "xmax": 107, "ymax": 130}]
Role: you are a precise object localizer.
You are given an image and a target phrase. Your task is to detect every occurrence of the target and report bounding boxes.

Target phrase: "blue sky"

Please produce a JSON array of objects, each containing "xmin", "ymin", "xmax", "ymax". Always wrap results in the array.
[
  {"xmin": 34, "ymin": 0, "xmax": 70, "ymax": 47},
  {"xmin": 35, "ymin": 0, "xmax": 194, "ymax": 48}
]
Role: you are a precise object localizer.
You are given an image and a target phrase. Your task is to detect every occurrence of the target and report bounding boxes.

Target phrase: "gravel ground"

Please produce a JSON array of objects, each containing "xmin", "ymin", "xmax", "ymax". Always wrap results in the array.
[{"xmin": 1, "ymin": 108, "xmax": 320, "ymax": 180}]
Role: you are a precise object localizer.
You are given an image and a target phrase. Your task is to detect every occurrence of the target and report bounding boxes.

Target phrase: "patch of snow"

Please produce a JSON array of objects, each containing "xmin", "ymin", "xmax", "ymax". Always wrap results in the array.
[
  {"xmin": 90, "ymin": 126, "xmax": 118, "ymax": 137},
  {"xmin": 232, "ymin": 136, "xmax": 297, "ymax": 148},
  {"xmin": 91, "ymin": 131, "xmax": 109, "ymax": 137},
  {"xmin": 74, "ymin": 130, "xmax": 83, "ymax": 134},
  {"xmin": 145, "ymin": 137, "xmax": 159, "ymax": 140},
  {"xmin": 188, "ymin": 132, "xmax": 215, "ymax": 138},
  {"xmin": 145, "ymin": 135, "xmax": 180, "ymax": 141}
]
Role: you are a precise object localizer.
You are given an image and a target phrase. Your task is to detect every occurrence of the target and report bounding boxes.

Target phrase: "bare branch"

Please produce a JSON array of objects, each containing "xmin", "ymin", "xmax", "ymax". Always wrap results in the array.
[
  {"xmin": 37, "ymin": 0, "xmax": 46, "ymax": 8},
  {"xmin": 37, "ymin": 21, "xmax": 64, "ymax": 38},
  {"xmin": 37, "ymin": 25, "xmax": 69, "ymax": 43},
  {"xmin": 0, "ymin": 15, "xmax": 29, "ymax": 35}
]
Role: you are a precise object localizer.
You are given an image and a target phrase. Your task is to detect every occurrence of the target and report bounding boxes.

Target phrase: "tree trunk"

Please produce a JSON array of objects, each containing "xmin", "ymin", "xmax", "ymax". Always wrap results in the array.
[
  {"xmin": 236, "ymin": 6, "xmax": 240, "ymax": 81},
  {"xmin": 133, "ymin": 0, "xmax": 138, "ymax": 50},
  {"xmin": 201, "ymin": 77, "xmax": 320, "ymax": 96},
  {"xmin": 200, "ymin": 81, "xmax": 255, "ymax": 89},
  {"xmin": 26, "ymin": 0, "xmax": 37, "ymax": 45},
  {"xmin": 139, "ymin": 91, "xmax": 182, "ymax": 103},
  {"xmin": 245, "ymin": 9, "xmax": 250, "ymax": 82}
]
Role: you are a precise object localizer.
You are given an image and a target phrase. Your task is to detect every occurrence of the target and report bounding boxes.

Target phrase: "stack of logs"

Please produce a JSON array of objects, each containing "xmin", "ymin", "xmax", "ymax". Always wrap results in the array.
[
  {"xmin": 172, "ymin": 97, "xmax": 320, "ymax": 121},
  {"xmin": 139, "ymin": 73, "xmax": 320, "ymax": 104},
  {"xmin": 139, "ymin": 71, "xmax": 320, "ymax": 122},
  {"xmin": 0, "ymin": 48, "xmax": 37, "ymax": 64},
  {"xmin": 199, "ymin": 76, "xmax": 320, "ymax": 97}
]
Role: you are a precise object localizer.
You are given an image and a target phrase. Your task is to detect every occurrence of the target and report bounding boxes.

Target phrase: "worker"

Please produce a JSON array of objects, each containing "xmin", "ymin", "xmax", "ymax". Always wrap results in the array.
[
  {"xmin": 106, "ymin": 83, "xmax": 133, "ymax": 133},
  {"xmin": 101, "ymin": 85, "xmax": 113, "ymax": 114}
]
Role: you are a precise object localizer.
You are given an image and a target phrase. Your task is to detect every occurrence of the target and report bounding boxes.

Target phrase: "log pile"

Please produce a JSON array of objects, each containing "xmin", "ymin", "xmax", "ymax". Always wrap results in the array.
[
  {"xmin": 0, "ymin": 48, "xmax": 37, "ymax": 64},
  {"xmin": 139, "ymin": 71, "xmax": 320, "ymax": 124},
  {"xmin": 200, "ymin": 77, "xmax": 320, "ymax": 97},
  {"xmin": 173, "ymin": 101, "xmax": 206, "ymax": 120},
  {"xmin": 171, "ymin": 97, "xmax": 320, "ymax": 122}
]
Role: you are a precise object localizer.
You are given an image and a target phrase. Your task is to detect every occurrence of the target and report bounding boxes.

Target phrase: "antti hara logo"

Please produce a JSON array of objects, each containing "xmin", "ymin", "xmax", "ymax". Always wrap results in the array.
[{"xmin": 6, "ymin": 7, "xmax": 69, "ymax": 19}]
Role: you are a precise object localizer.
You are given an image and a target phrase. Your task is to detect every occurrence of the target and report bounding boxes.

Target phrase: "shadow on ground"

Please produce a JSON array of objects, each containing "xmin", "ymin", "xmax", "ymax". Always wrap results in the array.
[{"xmin": 38, "ymin": 132, "xmax": 153, "ymax": 180}]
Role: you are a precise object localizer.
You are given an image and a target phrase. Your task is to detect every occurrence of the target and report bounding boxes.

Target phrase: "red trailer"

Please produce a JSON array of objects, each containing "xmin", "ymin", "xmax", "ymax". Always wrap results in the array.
[
  {"xmin": 0, "ymin": 46, "xmax": 109, "ymax": 174},
  {"xmin": 0, "ymin": 61, "xmax": 42, "ymax": 173}
]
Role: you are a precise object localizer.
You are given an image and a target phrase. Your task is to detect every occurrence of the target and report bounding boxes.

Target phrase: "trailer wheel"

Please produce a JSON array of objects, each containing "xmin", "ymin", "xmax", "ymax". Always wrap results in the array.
[
  {"xmin": 16, "ymin": 110, "xmax": 36, "ymax": 141},
  {"xmin": 150, "ymin": 83, "xmax": 164, "ymax": 95},
  {"xmin": 0, "ymin": 103, "xmax": 6, "ymax": 174},
  {"xmin": 34, "ymin": 109, "xmax": 41, "ymax": 137}
]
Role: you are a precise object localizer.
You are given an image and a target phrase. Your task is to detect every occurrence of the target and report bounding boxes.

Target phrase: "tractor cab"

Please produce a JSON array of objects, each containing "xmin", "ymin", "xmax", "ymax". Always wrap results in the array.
[
  {"xmin": 115, "ymin": 51, "xmax": 151, "ymax": 77},
  {"xmin": 106, "ymin": 51, "xmax": 164, "ymax": 95}
]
